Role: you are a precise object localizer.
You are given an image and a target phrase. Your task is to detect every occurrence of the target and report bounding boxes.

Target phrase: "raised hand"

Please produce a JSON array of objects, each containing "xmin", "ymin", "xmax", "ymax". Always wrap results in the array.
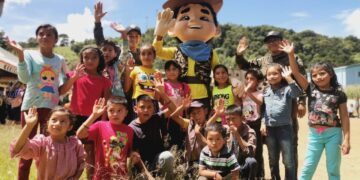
[
  {"xmin": 92, "ymin": 98, "xmax": 107, "ymax": 117},
  {"xmin": 94, "ymin": 2, "xmax": 107, "ymax": 23},
  {"xmin": 5, "ymin": 37, "xmax": 23, "ymax": 53},
  {"xmin": 233, "ymin": 83, "xmax": 245, "ymax": 98},
  {"xmin": 153, "ymin": 74, "xmax": 165, "ymax": 93},
  {"xmin": 244, "ymin": 81, "xmax": 254, "ymax": 94},
  {"xmin": 279, "ymin": 40, "xmax": 294, "ymax": 54},
  {"xmin": 281, "ymin": 66, "xmax": 292, "ymax": 78},
  {"xmin": 72, "ymin": 64, "xmax": 85, "ymax": 79},
  {"xmin": 182, "ymin": 94, "xmax": 192, "ymax": 108},
  {"xmin": 214, "ymin": 98, "xmax": 225, "ymax": 116},
  {"xmin": 110, "ymin": 22, "xmax": 126, "ymax": 34},
  {"xmin": 24, "ymin": 106, "xmax": 38, "ymax": 127},
  {"xmin": 154, "ymin": 8, "xmax": 176, "ymax": 37},
  {"xmin": 236, "ymin": 36, "xmax": 249, "ymax": 55}
]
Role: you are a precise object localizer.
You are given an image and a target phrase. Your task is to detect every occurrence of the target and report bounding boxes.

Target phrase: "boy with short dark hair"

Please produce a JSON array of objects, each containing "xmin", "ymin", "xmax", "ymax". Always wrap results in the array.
[
  {"xmin": 198, "ymin": 123, "xmax": 240, "ymax": 180},
  {"xmin": 77, "ymin": 97, "xmax": 135, "ymax": 179},
  {"xmin": 128, "ymin": 76, "xmax": 176, "ymax": 179},
  {"xmin": 225, "ymin": 104, "xmax": 258, "ymax": 179}
]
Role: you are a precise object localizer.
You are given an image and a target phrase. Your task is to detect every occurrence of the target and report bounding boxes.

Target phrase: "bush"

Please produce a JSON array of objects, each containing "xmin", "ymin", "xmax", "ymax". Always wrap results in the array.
[{"xmin": 344, "ymin": 85, "xmax": 360, "ymax": 99}]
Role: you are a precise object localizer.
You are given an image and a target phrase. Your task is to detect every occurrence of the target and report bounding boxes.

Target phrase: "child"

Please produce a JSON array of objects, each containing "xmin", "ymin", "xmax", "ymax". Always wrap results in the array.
[
  {"xmin": 92, "ymin": 2, "xmax": 125, "ymax": 97},
  {"xmin": 198, "ymin": 123, "xmax": 240, "ymax": 180},
  {"xmin": 164, "ymin": 60, "xmax": 191, "ymax": 148},
  {"xmin": 241, "ymin": 68, "xmax": 265, "ymax": 178},
  {"xmin": 7, "ymin": 81, "xmax": 25, "ymax": 125},
  {"xmin": 124, "ymin": 44, "xmax": 159, "ymax": 119},
  {"xmin": 224, "ymin": 104, "xmax": 258, "ymax": 179},
  {"xmin": 128, "ymin": 76, "xmax": 177, "ymax": 179},
  {"xmin": 212, "ymin": 64, "xmax": 240, "ymax": 124},
  {"xmin": 260, "ymin": 63, "xmax": 302, "ymax": 180},
  {"xmin": 77, "ymin": 97, "xmax": 134, "ymax": 180},
  {"xmin": 6, "ymin": 24, "xmax": 68, "ymax": 179},
  {"xmin": 60, "ymin": 46, "xmax": 111, "ymax": 179},
  {"xmin": 282, "ymin": 41, "xmax": 351, "ymax": 180},
  {"xmin": 61, "ymin": 46, "xmax": 111, "ymax": 132},
  {"xmin": 10, "ymin": 106, "xmax": 85, "ymax": 179},
  {"xmin": 169, "ymin": 97, "xmax": 223, "ymax": 178}
]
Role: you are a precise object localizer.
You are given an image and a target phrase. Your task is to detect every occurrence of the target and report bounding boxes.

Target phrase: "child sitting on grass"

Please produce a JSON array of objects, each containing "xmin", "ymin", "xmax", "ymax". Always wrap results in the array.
[
  {"xmin": 77, "ymin": 97, "xmax": 136, "ymax": 180},
  {"xmin": 10, "ymin": 107, "xmax": 85, "ymax": 179},
  {"xmin": 198, "ymin": 123, "xmax": 240, "ymax": 180}
]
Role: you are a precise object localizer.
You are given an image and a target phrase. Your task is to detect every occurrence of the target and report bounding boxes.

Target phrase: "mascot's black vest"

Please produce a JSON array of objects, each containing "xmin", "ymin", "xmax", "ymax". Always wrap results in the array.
[{"xmin": 174, "ymin": 47, "xmax": 213, "ymax": 89}]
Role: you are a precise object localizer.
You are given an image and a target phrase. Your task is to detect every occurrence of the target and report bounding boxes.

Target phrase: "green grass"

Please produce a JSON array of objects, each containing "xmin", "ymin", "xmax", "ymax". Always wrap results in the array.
[{"xmin": 0, "ymin": 124, "xmax": 37, "ymax": 180}]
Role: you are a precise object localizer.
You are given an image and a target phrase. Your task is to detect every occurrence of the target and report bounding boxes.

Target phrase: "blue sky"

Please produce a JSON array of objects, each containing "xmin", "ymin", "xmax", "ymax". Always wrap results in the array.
[{"xmin": 1, "ymin": 0, "xmax": 360, "ymax": 42}]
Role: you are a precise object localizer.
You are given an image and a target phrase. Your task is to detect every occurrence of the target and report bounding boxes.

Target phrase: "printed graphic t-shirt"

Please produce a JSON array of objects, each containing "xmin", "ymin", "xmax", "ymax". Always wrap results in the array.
[
  {"xmin": 88, "ymin": 121, "xmax": 134, "ymax": 179},
  {"xmin": 18, "ymin": 50, "xmax": 67, "ymax": 110}
]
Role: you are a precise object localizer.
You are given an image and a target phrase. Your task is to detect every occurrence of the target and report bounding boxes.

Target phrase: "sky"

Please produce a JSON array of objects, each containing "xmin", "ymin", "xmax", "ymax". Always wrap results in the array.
[{"xmin": 1, "ymin": 0, "xmax": 360, "ymax": 42}]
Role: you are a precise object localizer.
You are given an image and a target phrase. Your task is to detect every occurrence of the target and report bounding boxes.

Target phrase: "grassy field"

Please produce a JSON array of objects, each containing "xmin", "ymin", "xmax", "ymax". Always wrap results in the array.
[{"xmin": 1, "ymin": 116, "xmax": 359, "ymax": 179}]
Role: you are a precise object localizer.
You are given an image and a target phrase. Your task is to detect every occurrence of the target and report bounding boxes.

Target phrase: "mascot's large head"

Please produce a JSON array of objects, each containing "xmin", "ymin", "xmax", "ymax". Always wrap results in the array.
[{"xmin": 163, "ymin": 0, "xmax": 223, "ymax": 43}]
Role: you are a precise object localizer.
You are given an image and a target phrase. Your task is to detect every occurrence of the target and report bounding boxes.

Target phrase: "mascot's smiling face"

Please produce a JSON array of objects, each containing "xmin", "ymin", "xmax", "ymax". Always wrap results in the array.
[{"xmin": 169, "ymin": 3, "xmax": 220, "ymax": 42}]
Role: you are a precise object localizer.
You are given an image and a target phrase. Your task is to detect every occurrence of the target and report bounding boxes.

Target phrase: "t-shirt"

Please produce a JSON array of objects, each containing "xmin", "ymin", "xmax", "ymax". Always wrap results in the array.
[
  {"xmin": 164, "ymin": 81, "xmax": 190, "ymax": 106},
  {"xmin": 242, "ymin": 91, "xmax": 262, "ymax": 122},
  {"xmin": 129, "ymin": 66, "xmax": 156, "ymax": 99},
  {"xmin": 153, "ymin": 39, "xmax": 219, "ymax": 99},
  {"xmin": 18, "ymin": 50, "xmax": 67, "ymax": 110},
  {"xmin": 199, "ymin": 146, "xmax": 240, "ymax": 177},
  {"xmin": 306, "ymin": 83, "xmax": 347, "ymax": 127},
  {"xmin": 128, "ymin": 112, "xmax": 167, "ymax": 164},
  {"xmin": 67, "ymin": 71, "xmax": 111, "ymax": 116},
  {"xmin": 212, "ymin": 85, "xmax": 235, "ymax": 123},
  {"xmin": 88, "ymin": 121, "xmax": 134, "ymax": 180},
  {"xmin": 10, "ymin": 135, "xmax": 85, "ymax": 180},
  {"xmin": 263, "ymin": 82, "xmax": 302, "ymax": 126}
]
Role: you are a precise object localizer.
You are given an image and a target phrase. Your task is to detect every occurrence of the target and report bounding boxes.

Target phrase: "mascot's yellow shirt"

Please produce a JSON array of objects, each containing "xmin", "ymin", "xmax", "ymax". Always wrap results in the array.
[
  {"xmin": 153, "ymin": 39, "xmax": 219, "ymax": 99},
  {"xmin": 130, "ymin": 66, "xmax": 156, "ymax": 99}
]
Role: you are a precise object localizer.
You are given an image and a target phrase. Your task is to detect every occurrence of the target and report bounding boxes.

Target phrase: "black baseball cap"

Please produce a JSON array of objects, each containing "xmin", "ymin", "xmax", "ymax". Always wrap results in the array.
[
  {"xmin": 264, "ymin": 31, "xmax": 283, "ymax": 43},
  {"xmin": 126, "ymin": 25, "xmax": 141, "ymax": 35}
]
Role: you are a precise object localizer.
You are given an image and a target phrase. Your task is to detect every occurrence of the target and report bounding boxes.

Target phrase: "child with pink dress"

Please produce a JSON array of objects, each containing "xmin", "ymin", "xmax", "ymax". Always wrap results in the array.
[{"xmin": 10, "ymin": 106, "xmax": 86, "ymax": 180}]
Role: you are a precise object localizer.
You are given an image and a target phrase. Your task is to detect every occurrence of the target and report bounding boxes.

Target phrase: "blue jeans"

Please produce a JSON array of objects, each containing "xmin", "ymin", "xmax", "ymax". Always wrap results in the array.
[
  {"xmin": 266, "ymin": 125, "xmax": 295, "ymax": 180},
  {"xmin": 300, "ymin": 127, "xmax": 342, "ymax": 180}
]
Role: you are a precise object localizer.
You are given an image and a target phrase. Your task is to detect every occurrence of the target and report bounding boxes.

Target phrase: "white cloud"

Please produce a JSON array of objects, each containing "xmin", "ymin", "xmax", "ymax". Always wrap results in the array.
[
  {"xmin": 98, "ymin": 0, "xmax": 119, "ymax": 12},
  {"xmin": 56, "ymin": 7, "xmax": 95, "ymax": 42},
  {"xmin": 337, "ymin": 9, "xmax": 360, "ymax": 38},
  {"xmin": 6, "ymin": 0, "xmax": 31, "ymax": 6},
  {"xmin": 7, "ymin": 24, "xmax": 37, "ymax": 41},
  {"xmin": 291, "ymin": 12, "xmax": 309, "ymax": 18}
]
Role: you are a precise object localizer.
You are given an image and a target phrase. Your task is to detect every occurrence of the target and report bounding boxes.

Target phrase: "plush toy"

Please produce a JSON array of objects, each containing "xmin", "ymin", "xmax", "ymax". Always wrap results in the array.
[{"xmin": 153, "ymin": 0, "xmax": 223, "ymax": 106}]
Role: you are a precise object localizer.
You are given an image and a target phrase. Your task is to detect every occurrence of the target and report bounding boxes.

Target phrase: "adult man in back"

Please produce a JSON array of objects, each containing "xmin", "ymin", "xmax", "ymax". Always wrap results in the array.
[{"xmin": 235, "ymin": 30, "xmax": 307, "ymax": 179}]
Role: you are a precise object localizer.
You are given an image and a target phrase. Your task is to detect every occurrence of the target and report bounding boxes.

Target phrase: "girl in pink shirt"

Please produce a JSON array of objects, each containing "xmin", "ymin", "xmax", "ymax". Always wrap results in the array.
[
  {"xmin": 10, "ymin": 106, "xmax": 86, "ymax": 180},
  {"xmin": 60, "ymin": 46, "xmax": 112, "ymax": 178}
]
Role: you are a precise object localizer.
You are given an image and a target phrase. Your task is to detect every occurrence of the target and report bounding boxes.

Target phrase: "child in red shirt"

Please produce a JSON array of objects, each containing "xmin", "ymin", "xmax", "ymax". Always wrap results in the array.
[{"xmin": 77, "ymin": 97, "xmax": 135, "ymax": 180}]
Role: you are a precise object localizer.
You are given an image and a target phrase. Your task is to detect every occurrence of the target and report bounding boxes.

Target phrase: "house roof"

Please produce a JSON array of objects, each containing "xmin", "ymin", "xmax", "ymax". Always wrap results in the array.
[{"xmin": 0, "ymin": 47, "xmax": 18, "ymax": 74}]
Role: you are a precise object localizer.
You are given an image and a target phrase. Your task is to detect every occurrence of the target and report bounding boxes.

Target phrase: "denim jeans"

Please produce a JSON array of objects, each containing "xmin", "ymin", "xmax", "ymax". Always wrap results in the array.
[
  {"xmin": 300, "ymin": 127, "xmax": 342, "ymax": 180},
  {"xmin": 265, "ymin": 125, "xmax": 295, "ymax": 180}
]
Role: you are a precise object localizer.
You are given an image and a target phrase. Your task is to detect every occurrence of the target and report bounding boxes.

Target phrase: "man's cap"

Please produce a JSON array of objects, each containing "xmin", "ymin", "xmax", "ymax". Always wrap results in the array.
[
  {"xmin": 163, "ymin": 0, "xmax": 223, "ymax": 13},
  {"xmin": 190, "ymin": 101, "xmax": 204, "ymax": 108},
  {"xmin": 126, "ymin": 25, "xmax": 141, "ymax": 35},
  {"xmin": 264, "ymin": 31, "xmax": 283, "ymax": 43}
]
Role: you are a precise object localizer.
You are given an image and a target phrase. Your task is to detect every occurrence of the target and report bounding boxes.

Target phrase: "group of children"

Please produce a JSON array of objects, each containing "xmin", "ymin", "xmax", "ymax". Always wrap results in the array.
[{"xmin": 5, "ymin": 2, "xmax": 351, "ymax": 180}]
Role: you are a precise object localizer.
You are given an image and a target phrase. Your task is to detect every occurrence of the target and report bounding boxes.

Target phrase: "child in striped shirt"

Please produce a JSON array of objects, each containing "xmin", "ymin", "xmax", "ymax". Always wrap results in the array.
[{"xmin": 198, "ymin": 124, "xmax": 240, "ymax": 180}]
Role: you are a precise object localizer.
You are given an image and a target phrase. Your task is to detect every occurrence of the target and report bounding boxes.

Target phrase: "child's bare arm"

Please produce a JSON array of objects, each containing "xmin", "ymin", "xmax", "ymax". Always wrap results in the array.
[
  {"xmin": 199, "ymin": 166, "xmax": 222, "ymax": 179},
  {"xmin": 59, "ymin": 64, "xmax": 85, "ymax": 95},
  {"xmin": 244, "ymin": 82, "xmax": 263, "ymax": 106},
  {"xmin": 76, "ymin": 98, "xmax": 106, "ymax": 139},
  {"xmin": 207, "ymin": 98, "xmax": 225, "ymax": 126},
  {"xmin": 280, "ymin": 40, "xmax": 308, "ymax": 90},
  {"xmin": 230, "ymin": 169, "xmax": 240, "ymax": 180},
  {"xmin": 13, "ymin": 107, "xmax": 38, "ymax": 154},
  {"xmin": 123, "ymin": 66, "xmax": 133, "ymax": 93},
  {"xmin": 5, "ymin": 37, "xmax": 24, "ymax": 62},
  {"xmin": 339, "ymin": 102, "xmax": 351, "ymax": 155}
]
